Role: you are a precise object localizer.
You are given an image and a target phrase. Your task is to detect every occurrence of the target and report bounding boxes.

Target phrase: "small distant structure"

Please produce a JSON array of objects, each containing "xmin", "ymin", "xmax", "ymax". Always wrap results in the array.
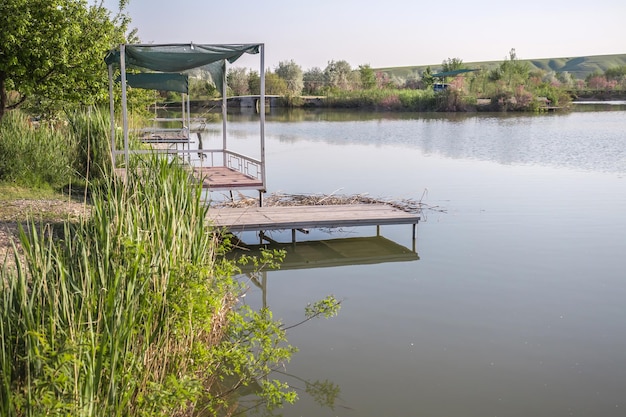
[
  {"xmin": 431, "ymin": 68, "xmax": 479, "ymax": 92},
  {"xmin": 433, "ymin": 83, "xmax": 449, "ymax": 92}
]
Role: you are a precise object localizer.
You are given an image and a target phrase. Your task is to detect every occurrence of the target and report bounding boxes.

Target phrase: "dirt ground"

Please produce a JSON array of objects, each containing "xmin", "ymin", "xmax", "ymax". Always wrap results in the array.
[{"xmin": 0, "ymin": 199, "xmax": 90, "ymax": 268}]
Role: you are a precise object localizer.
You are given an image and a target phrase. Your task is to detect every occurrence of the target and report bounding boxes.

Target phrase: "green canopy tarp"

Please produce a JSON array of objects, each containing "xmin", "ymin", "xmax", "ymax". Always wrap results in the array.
[
  {"xmin": 105, "ymin": 43, "xmax": 261, "ymax": 94},
  {"xmin": 122, "ymin": 73, "xmax": 189, "ymax": 93}
]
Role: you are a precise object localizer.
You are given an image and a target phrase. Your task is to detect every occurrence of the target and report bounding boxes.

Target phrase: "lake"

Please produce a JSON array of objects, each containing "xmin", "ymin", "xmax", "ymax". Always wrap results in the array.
[{"xmin": 195, "ymin": 104, "xmax": 626, "ymax": 416}]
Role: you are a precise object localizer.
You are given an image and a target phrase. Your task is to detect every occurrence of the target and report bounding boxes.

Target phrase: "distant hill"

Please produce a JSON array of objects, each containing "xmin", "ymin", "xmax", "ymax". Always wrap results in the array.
[{"xmin": 376, "ymin": 53, "xmax": 626, "ymax": 81}]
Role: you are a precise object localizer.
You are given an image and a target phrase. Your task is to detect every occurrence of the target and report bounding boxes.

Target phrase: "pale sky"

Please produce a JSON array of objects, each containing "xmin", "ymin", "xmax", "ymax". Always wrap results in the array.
[{"xmin": 103, "ymin": 0, "xmax": 625, "ymax": 71}]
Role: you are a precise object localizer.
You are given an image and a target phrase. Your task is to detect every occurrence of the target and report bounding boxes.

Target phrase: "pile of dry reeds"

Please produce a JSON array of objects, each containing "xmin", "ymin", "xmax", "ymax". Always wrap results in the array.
[{"xmin": 213, "ymin": 189, "xmax": 446, "ymax": 215}]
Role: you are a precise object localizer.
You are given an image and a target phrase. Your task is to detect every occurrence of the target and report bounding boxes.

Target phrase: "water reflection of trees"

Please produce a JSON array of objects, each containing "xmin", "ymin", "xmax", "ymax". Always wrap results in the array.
[
  {"xmin": 223, "ymin": 269, "xmax": 345, "ymax": 416},
  {"xmin": 209, "ymin": 297, "xmax": 344, "ymax": 416},
  {"xmin": 229, "ymin": 371, "xmax": 344, "ymax": 417}
]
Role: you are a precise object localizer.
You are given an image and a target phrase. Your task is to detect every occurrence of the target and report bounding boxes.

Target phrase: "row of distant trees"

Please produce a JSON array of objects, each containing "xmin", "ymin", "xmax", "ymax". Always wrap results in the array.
[
  {"xmin": 188, "ymin": 60, "xmax": 382, "ymax": 98},
  {"xmin": 195, "ymin": 50, "xmax": 626, "ymax": 100}
]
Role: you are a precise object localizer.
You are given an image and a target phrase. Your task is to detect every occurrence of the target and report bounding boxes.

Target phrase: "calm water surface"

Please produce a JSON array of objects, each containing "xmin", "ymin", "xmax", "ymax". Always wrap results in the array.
[{"xmin": 200, "ymin": 107, "xmax": 626, "ymax": 416}]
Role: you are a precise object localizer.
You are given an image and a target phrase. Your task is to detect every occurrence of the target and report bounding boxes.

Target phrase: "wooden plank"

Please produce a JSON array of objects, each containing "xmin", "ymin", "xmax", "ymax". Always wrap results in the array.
[
  {"xmin": 207, "ymin": 204, "xmax": 420, "ymax": 232},
  {"xmin": 192, "ymin": 167, "xmax": 264, "ymax": 190}
]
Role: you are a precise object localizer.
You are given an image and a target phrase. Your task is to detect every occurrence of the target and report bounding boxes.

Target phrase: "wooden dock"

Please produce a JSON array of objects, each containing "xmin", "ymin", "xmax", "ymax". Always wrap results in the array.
[{"xmin": 206, "ymin": 204, "xmax": 420, "ymax": 240}]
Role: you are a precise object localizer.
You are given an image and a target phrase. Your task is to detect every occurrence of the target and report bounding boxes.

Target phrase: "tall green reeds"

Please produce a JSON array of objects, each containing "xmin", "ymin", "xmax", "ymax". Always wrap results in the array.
[
  {"xmin": 0, "ymin": 111, "xmax": 73, "ymax": 188},
  {"xmin": 0, "ymin": 156, "xmax": 295, "ymax": 416},
  {"xmin": 0, "ymin": 108, "xmax": 114, "ymax": 189},
  {"xmin": 66, "ymin": 107, "xmax": 114, "ymax": 182}
]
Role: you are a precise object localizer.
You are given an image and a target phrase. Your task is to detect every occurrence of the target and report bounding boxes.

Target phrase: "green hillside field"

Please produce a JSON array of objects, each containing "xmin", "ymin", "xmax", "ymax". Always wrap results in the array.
[{"xmin": 376, "ymin": 53, "xmax": 626, "ymax": 81}]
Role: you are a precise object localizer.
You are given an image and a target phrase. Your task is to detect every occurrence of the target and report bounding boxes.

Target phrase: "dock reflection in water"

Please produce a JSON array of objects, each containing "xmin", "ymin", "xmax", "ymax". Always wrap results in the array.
[
  {"xmin": 229, "ymin": 234, "xmax": 418, "ymax": 414},
  {"xmin": 234, "ymin": 235, "xmax": 418, "ymax": 273}
]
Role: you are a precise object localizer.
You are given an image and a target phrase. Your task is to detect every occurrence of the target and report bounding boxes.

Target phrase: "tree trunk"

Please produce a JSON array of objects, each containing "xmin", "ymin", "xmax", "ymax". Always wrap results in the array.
[{"xmin": 0, "ymin": 71, "xmax": 6, "ymax": 121}]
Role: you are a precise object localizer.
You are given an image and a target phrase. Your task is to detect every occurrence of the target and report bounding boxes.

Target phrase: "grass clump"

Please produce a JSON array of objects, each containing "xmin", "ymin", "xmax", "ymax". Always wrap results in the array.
[{"xmin": 0, "ymin": 156, "xmax": 296, "ymax": 416}]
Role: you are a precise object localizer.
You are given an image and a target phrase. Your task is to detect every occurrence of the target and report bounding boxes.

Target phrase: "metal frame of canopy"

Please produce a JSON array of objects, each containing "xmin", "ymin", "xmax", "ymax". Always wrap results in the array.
[
  {"xmin": 106, "ymin": 43, "xmax": 267, "ymax": 200},
  {"xmin": 121, "ymin": 72, "xmax": 193, "ymax": 144}
]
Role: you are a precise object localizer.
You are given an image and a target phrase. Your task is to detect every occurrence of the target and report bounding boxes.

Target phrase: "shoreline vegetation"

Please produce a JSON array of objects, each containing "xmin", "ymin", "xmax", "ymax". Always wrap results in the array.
[
  {"xmin": 182, "ymin": 89, "xmax": 626, "ymax": 115},
  {"xmin": 168, "ymin": 50, "xmax": 626, "ymax": 114},
  {"xmin": 0, "ymin": 110, "xmax": 341, "ymax": 415}
]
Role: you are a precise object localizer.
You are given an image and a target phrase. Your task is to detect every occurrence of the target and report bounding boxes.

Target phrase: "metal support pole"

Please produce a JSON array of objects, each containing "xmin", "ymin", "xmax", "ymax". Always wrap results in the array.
[
  {"xmin": 260, "ymin": 44, "xmax": 266, "ymax": 193},
  {"xmin": 107, "ymin": 64, "xmax": 116, "ymax": 167},
  {"xmin": 187, "ymin": 93, "xmax": 191, "ymax": 163},
  {"xmin": 222, "ymin": 60, "xmax": 227, "ymax": 167},
  {"xmin": 120, "ymin": 44, "xmax": 129, "ymax": 170}
]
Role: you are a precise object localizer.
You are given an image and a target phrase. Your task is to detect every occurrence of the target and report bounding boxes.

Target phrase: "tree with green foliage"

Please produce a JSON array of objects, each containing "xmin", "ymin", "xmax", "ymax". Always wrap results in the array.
[
  {"xmin": 604, "ymin": 65, "xmax": 626, "ymax": 90},
  {"xmin": 604, "ymin": 65, "xmax": 626, "ymax": 81},
  {"xmin": 275, "ymin": 60, "xmax": 304, "ymax": 96},
  {"xmin": 556, "ymin": 71, "xmax": 575, "ymax": 88},
  {"xmin": 358, "ymin": 64, "xmax": 377, "ymax": 89},
  {"xmin": 188, "ymin": 78, "xmax": 218, "ymax": 100},
  {"xmin": 227, "ymin": 67, "xmax": 250, "ymax": 96},
  {"xmin": 491, "ymin": 48, "xmax": 530, "ymax": 89},
  {"xmin": 0, "ymin": 0, "xmax": 131, "ymax": 120},
  {"xmin": 248, "ymin": 70, "xmax": 261, "ymax": 95},
  {"xmin": 441, "ymin": 57, "xmax": 464, "ymax": 73},
  {"xmin": 265, "ymin": 72, "xmax": 288, "ymax": 95},
  {"xmin": 303, "ymin": 67, "xmax": 326, "ymax": 95},
  {"xmin": 324, "ymin": 60, "xmax": 354, "ymax": 90},
  {"xmin": 421, "ymin": 66, "xmax": 434, "ymax": 89}
]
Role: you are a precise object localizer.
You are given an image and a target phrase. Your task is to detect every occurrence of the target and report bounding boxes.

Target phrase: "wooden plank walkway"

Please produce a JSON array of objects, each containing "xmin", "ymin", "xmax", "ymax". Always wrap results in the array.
[{"xmin": 206, "ymin": 204, "xmax": 420, "ymax": 235}]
